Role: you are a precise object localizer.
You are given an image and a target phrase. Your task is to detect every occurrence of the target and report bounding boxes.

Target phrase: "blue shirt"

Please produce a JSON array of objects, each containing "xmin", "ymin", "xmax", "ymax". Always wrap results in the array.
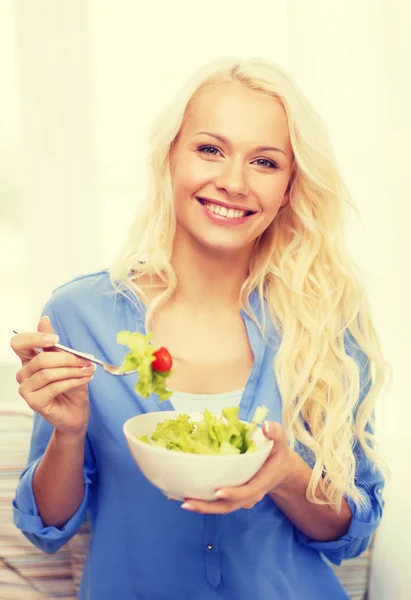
[{"xmin": 13, "ymin": 271, "xmax": 384, "ymax": 600}]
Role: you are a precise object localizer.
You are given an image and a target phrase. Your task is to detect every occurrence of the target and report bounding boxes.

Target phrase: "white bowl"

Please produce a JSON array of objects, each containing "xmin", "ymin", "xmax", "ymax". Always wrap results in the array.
[{"xmin": 123, "ymin": 411, "xmax": 273, "ymax": 501}]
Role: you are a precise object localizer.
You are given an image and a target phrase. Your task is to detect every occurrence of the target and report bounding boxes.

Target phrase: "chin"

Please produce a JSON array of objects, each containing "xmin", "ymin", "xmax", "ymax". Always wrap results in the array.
[{"xmin": 194, "ymin": 232, "xmax": 254, "ymax": 255}]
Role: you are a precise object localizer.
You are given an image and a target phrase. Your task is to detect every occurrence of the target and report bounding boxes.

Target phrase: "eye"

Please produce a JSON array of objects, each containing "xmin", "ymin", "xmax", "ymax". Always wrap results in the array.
[
  {"xmin": 197, "ymin": 145, "xmax": 222, "ymax": 157},
  {"xmin": 253, "ymin": 158, "xmax": 279, "ymax": 170}
]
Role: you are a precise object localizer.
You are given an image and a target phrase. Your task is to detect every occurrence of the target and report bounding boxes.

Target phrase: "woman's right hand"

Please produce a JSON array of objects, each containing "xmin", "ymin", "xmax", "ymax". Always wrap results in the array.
[{"xmin": 11, "ymin": 316, "xmax": 96, "ymax": 437}]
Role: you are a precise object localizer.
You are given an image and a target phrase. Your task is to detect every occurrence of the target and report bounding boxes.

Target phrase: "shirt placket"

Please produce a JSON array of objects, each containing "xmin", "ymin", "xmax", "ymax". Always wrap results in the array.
[{"xmin": 203, "ymin": 515, "xmax": 221, "ymax": 589}]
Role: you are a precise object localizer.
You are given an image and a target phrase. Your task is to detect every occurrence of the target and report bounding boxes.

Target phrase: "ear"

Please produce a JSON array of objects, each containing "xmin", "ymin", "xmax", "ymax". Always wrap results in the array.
[
  {"xmin": 280, "ymin": 184, "xmax": 291, "ymax": 207},
  {"xmin": 280, "ymin": 170, "xmax": 295, "ymax": 207},
  {"xmin": 280, "ymin": 190, "xmax": 290, "ymax": 208},
  {"xmin": 169, "ymin": 142, "xmax": 176, "ymax": 176}
]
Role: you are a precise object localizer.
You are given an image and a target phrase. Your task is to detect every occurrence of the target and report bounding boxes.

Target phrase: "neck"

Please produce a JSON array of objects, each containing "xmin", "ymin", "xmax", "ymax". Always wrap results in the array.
[{"xmin": 171, "ymin": 229, "xmax": 252, "ymax": 310}]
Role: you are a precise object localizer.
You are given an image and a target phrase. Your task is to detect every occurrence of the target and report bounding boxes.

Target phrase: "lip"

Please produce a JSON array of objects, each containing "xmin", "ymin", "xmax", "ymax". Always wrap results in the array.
[{"xmin": 196, "ymin": 196, "xmax": 256, "ymax": 214}]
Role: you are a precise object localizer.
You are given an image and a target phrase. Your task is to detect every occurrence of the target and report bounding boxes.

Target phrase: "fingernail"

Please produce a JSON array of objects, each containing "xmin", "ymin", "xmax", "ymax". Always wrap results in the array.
[
  {"xmin": 215, "ymin": 490, "xmax": 228, "ymax": 499},
  {"xmin": 263, "ymin": 421, "xmax": 273, "ymax": 436},
  {"xmin": 81, "ymin": 365, "xmax": 96, "ymax": 373},
  {"xmin": 43, "ymin": 334, "xmax": 59, "ymax": 345},
  {"xmin": 82, "ymin": 375, "xmax": 94, "ymax": 381},
  {"xmin": 42, "ymin": 316, "xmax": 51, "ymax": 323},
  {"xmin": 79, "ymin": 360, "xmax": 93, "ymax": 367},
  {"xmin": 181, "ymin": 503, "xmax": 194, "ymax": 511}
]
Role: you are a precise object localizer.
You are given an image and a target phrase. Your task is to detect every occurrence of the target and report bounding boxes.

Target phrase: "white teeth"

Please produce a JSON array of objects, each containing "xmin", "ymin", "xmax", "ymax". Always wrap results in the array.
[{"xmin": 202, "ymin": 201, "xmax": 247, "ymax": 219}]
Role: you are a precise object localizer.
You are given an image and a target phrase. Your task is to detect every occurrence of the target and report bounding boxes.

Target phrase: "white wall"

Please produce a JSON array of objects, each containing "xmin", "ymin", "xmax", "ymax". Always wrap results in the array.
[
  {"xmin": 367, "ymin": 2, "xmax": 411, "ymax": 597},
  {"xmin": 0, "ymin": 0, "xmax": 31, "ymax": 364},
  {"xmin": 3, "ymin": 1, "xmax": 410, "ymax": 597},
  {"xmin": 89, "ymin": 0, "xmax": 291, "ymax": 268},
  {"xmin": 13, "ymin": 0, "xmax": 103, "ymax": 317}
]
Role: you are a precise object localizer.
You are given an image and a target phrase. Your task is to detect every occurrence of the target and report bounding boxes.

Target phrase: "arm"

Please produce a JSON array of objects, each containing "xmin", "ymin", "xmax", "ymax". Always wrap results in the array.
[
  {"xmin": 184, "ymin": 417, "xmax": 384, "ymax": 566},
  {"xmin": 285, "ymin": 334, "xmax": 385, "ymax": 563},
  {"xmin": 183, "ymin": 334, "xmax": 385, "ymax": 564},
  {"xmin": 13, "ymin": 411, "xmax": 96, "ymax": 554},
  {"xmin": 268, "ymin": 448, "xmax": 352, "ymax": 542},
  {"xmin": 33, "ymin": 428, "xmax": 87, "ymax": 528},
  {"xmin": 12, "ymin": 305, "xmax": 96, "ymax": 553},
  {"xmin": 13, "ymin": 412, "xmax": 96, "ymax": 554}
]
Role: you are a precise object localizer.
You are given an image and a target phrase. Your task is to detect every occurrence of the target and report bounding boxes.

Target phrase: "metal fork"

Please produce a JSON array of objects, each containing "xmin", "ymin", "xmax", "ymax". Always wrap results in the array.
[{"xmin": 12, "ymin": 329, "xmax": 138, "ymax": 376}]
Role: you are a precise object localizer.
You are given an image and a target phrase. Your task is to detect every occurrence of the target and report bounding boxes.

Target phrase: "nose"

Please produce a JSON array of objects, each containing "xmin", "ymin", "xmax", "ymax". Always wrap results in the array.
[{"xmin": 214, "ymin": 159, "xmax": 249, "ymax": 197}]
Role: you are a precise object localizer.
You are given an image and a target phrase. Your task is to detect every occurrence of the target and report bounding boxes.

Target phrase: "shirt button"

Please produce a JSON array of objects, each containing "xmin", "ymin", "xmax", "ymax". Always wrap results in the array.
[
  {"xmin": 207, "ymin": 544, "xmax": 213, "ymax": 550},
  {"xmin": 376, "ymin": 488, "xmax": 382, "ymax": 494}
]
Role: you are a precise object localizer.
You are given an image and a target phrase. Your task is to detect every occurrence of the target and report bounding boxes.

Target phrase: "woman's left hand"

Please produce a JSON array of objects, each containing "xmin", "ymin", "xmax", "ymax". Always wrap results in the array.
[{"xmin": 181, "ymin": 421, "xmax": 295, "ymax": 514}]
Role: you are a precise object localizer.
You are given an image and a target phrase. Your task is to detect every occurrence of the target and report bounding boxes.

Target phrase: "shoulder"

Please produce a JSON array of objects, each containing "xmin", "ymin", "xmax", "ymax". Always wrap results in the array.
[
  {"xmin": 246, "ymin": 290, "xmax": 280, "ymax": 350},
  {"xmin": 42, "ymin": 270, "xmax": 135, "ymax": 344},
  {"xmin": 44, "ymin": 269, "xmax": 118, "ymax": 317},
  {"xmin": 50, "ymin": 269, "xmax": 114, "ymax": 304}
]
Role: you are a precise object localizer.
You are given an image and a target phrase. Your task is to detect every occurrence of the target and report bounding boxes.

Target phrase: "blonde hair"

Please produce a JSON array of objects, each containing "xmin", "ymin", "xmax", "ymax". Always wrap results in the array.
[{"xmin": 110, "ymin": 57, "xmax": 389, "ymax": 510}]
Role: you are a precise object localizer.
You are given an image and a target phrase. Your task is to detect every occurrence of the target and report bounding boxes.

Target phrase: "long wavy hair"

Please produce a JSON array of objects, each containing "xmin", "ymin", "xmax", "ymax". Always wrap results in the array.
[{"xmin": 110, "ymin": 57, "xmax": 388, "ymax": 510}]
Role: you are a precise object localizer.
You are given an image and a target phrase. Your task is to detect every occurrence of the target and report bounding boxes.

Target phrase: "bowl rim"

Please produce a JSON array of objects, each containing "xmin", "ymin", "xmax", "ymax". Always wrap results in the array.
[{"xmin": 123, "ymin": 412, "xmax": 273, "ymax": 460}]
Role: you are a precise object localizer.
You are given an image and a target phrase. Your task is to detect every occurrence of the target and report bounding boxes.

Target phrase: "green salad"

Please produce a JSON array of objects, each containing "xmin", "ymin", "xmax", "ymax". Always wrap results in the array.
[
  {"xmin": 117, "ymin": 331, "xmax": 172, "ymax": 401},
  {"xmin": 139, "ymin": 405, "xmax": 269, "ymax": 455}
]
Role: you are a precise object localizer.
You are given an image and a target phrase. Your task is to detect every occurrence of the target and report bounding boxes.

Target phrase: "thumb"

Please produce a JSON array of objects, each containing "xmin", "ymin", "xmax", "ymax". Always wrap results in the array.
[
  {"xmin": 37, "ymin": 315, "xmax": 56, "ymax": 335},
  {"xmin": 262, "ymin": 421, "xmax": 288, "ymax": 449}
]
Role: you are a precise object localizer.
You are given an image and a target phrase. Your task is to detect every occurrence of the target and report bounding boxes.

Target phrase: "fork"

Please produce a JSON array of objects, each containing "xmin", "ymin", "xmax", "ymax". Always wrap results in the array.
[{"xmin": 12, "ymin": 329, "xmax": 138, "ymax": 376}]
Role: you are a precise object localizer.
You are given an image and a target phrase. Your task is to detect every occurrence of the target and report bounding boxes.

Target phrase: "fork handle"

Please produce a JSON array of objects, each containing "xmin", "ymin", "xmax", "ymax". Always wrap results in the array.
[
  {"xmin": 12, "ymin": 329, "xmax": 104, "ymax": 366},
  {"xmin": 52, "ymin": 342, "xmax": 104, "ymax": 366}
]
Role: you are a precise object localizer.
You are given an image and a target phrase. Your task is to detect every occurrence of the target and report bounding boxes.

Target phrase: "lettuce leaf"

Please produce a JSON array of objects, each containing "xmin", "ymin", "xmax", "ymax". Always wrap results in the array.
[
  {"xmin": 117, "ymin": 331, "xmax": 172, "ymax": 400},
  {"xmin": 138, "ymin": 405, "xmax": 269, "ymax": 455}
]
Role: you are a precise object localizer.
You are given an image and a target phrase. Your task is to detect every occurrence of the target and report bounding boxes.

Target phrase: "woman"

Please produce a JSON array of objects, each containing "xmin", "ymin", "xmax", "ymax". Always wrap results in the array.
[{"xmin": 11, "ymin": 57, "xmax": 386, "ymax": 599}]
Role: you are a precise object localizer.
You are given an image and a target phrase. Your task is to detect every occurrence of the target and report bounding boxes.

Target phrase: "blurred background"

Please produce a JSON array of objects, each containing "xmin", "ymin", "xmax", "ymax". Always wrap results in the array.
[{"xmin": 0, "ymin": 1, "xmax": 410, "ymax": 598}]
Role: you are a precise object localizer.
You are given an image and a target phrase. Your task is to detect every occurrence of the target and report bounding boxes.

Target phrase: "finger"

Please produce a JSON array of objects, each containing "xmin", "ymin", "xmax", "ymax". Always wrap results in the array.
[
  {"xmin": 37, "ymin": 316, "xmax": 60, "ymax": 357},
  {"xmin": 21, "ymin": 375, "xmax": 93, "ymax": 411},
  {"xmin": 21, "ymin": 365, "xmax": 96, "ymax": 394},
  {"xmin": 37, "ymin": 315, "xmax": 55, "ymax": 335},
  {"xmin": 262, "ymin": 421, "xmax": 288, "ymax": 451},
  {"xmin": 11, "ymin": 330, "xmax": 59, "ymax": 364},
  {"xmin": 181, "ymin": 499, "xmax": 238, "ymax": 515},
  {"xmin": 17, "ymin": 350, "xmax": 94, "ymax": 382},
  {"xmin": 215, "ymin": 484, "xmax": 266, "ymax": 508}
]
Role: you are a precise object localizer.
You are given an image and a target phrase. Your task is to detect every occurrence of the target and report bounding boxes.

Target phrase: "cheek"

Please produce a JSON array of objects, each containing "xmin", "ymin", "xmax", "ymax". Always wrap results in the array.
[
  {"xmin": 174, "ymin": 158, "xmax": 201, "ymax": 195},
  {"xmin": 255, "ymin": 177, "xmax": 289, "ymax": 214},
  {"xmin": 173, "ymin": 155, "xmax": 217, "ymax": 201}
]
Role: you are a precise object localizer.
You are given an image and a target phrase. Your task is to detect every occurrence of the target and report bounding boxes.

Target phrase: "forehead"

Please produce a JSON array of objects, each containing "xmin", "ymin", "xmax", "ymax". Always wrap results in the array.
[{"xmin": 182, "ymin": 82, "xmax": 291, "ymax": 151}]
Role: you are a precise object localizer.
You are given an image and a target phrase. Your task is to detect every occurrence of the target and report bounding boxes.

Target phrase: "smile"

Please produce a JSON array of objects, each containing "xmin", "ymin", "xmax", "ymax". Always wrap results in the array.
[{"xmin": 196, "ymin": 197, "xmax": 254, "ymax": 220}]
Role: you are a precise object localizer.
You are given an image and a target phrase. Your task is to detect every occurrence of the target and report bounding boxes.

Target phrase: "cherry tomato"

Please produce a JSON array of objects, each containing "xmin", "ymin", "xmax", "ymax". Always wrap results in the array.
[{"xmin": 152, "ymin": 347, "xmax": 173, "ymax": 372}]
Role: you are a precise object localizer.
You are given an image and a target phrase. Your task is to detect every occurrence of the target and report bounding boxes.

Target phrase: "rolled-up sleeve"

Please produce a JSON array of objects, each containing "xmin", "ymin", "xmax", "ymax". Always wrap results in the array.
[
  {"xmin": 12, "ymin": 303, "xmax": 96, "ymax": 554},
  {"xmin": 12, "ymin": 412, "xmax": 96, "ymax": 554},
  {"xmin": 296, "ymin": 331, "xmax": 385, "ymax": 565},
  {"xmin": 296, "ymin": 452, "xmax": 385, "ymax": 565}
]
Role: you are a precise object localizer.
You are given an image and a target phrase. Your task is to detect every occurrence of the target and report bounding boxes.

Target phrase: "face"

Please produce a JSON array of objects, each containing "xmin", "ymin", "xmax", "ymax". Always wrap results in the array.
[{"xmin": 170, "ymin": 82, "xmax": 293, "ymax": 255}]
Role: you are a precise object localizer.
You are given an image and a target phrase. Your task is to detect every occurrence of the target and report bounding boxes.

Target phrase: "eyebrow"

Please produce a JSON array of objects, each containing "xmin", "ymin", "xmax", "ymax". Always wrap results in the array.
[{"xmin": 194, "ymin": 131, "xmax": 287, "ymax": 155}]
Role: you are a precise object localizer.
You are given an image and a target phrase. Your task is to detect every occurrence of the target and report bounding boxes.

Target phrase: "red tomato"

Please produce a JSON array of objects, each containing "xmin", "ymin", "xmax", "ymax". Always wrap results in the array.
[{"xmin": 152, "ymin": 347, "xmax": 173, "ymax": 372}]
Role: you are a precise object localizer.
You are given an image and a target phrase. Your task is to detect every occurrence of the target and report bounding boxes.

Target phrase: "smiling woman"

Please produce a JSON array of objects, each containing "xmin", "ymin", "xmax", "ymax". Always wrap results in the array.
[
  {"xmin": 11, "ymin": 57, "xmax": 388, "ymax": 600},
  {"xmin": 170, "ymin": 83, "xmax": 293, "ymax": 254}
]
